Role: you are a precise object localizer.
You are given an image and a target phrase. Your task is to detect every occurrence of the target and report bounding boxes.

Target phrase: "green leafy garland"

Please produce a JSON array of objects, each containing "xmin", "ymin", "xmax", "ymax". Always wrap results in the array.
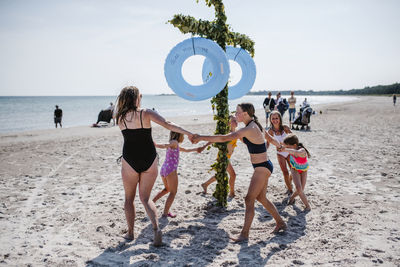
[{"xmin": 169, "ymin": 0, "xmax": 255, "ymax": 207}]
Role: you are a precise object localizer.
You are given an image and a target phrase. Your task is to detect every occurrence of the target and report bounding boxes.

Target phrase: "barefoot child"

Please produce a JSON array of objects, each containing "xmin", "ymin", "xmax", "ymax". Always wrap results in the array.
[
  {"xmin": 282, "ymin": 134, "xmax": 311, "ymax": 211},
  {"xmin": 153, "ymin": 131, "xmax": 203, "ymax": 218},
  {"xmin": 200, "ymin": 115, "xmax": 238, "ymax": 198}
]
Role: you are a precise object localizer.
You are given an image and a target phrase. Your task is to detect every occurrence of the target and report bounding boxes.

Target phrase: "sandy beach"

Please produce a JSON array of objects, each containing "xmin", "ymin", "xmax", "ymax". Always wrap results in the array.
[{"xmin": 0, "ymin": 96, "xmax": 399, "ymax": 266}]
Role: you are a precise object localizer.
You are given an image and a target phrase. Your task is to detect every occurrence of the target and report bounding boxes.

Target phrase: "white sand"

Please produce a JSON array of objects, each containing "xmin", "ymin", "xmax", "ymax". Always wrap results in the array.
[{"xmin": 0, "ymin": 96, "xmax": 399, "ymax": 266}]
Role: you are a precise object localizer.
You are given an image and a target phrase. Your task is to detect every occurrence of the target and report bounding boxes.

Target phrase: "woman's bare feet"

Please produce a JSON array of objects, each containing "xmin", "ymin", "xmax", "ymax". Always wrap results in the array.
[
  {"xmin": 123, "ymin": 232, "xmax": 134, "ymax": 241},
  {"xmin": 162, "ymin": 212, "xmax": 177, "ymax": 218},
  {"xmin": 153, "ymin": 229, "xmax": 162, "ymax": 247},
  {"xmin": 201, "ymin": 183, "xmax": 207, "ymax": 194},
  {"xmin": 272, "ymin": 221, "xmax": 287, "ymax": 234},
  {"xmin": 230, "ymin": 234, "xmax": 248, "ymax": 243}
]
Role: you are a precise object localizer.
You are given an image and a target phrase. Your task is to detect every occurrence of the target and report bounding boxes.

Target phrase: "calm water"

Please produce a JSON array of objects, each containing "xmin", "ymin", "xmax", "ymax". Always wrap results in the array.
[{"xmin": 0, "ymin": 95, "xmax": 357, "ymax": 133}]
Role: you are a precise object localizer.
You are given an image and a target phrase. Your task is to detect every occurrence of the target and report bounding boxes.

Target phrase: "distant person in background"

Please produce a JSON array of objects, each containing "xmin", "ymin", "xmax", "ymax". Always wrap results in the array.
[
  {"xmin": 106, "ymin": 102, "xmax": 115, "ymax": 112},
  {"xmin": 275, "ymin": 92, "xmax": 282, "ymax": 110},
  {"xmin": 393, "ymin": 94, "xmax": 397, "ymax": 106},
  {"xmin": 288, "ymin": 91, "xmax": 296, "ymax": 128},
  {"xmin": 54, "ymin": 105, "xmax": 63, "ymax": 128},
  {"xmin": 302, "ymin": 98, "xmax": 308, "ymax": 107},
  {"xmin": 263, "ymin": 92, "xmax": 275, "ymax": 128},
  {"xmin": 276, "ymin": 92, "xmax": 288, "ymax": 117},
  {"xmin": 105, "ymin": 102, "xmax": 115, "ymax": 125}
]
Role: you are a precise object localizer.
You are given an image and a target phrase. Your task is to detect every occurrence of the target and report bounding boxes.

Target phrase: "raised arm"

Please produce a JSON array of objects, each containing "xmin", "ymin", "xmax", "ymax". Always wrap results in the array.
[
  {"xmin": 180, "ymin": 146, "xmax": 200, "ymax": 152},
  {"xmin": 193, "ymin": 128, "xmax": 246, "ymax": 144},
  {"xmin": 154, "ymin": 140, "xmax": 178, "ymax": 149},
  {"xmin": 147, "ymin": 109, "xmax": 192, "ymax": 137},
  {"xmin": 196, "ymin": 141, "xmax": 213, "ymax": 153}
]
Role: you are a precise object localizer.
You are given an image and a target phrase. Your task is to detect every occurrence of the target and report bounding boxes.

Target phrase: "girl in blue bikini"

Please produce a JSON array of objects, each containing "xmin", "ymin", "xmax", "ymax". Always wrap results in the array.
[{"xmin": 192, "ymin": 103, "xmax": 287, "ymax": 242}]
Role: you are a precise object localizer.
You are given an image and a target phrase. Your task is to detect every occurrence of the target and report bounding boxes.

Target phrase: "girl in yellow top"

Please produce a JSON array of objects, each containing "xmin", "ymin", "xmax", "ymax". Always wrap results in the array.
[{"xmin": 200, "ymin": 116, "xmax": 238, "ymax": 197}]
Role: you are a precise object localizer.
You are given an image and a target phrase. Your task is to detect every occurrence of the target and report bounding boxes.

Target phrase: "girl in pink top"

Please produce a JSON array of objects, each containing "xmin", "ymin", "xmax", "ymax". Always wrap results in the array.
[
  {"xmin": 282, "ymin": 134, "xmax": 311, "ymax": 211},
  {"xmin": 153, "ymin": 131, "xmax": 203, "ymax": 218}
]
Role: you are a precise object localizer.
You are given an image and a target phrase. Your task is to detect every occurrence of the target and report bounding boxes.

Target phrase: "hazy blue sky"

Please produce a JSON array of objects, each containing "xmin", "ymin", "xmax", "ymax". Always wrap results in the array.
[{"xmin": 1, "ymin": 0, "xmax": 399, "ymax": 96}]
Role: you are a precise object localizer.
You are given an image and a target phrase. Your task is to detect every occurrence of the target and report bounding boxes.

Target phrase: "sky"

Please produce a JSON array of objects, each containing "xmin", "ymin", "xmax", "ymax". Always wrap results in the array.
[{"xmin": 0, "ymin": 0, "xmax": 399, "ymax": 96}]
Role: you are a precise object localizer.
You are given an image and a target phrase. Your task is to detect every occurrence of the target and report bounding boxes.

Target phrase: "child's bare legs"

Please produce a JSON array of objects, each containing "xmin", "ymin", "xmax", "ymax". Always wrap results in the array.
[
  {"xmin": 277, "ymin": 154, "xmax": 293, "ymax": 193},
  {"xmin": 162, "ymin": 171, "xmax": 178, "ymax": 216},
  {"xmin": 121, "ymin": 159, "xmax": 139, "ymax": 240},
  {"xmin": 152, "ymin": 176, "xmax": 169, "ymax": 203},
  {"xmin": 202, "ymin": 162, "xmax": 236, "ymax": 197},
  {"xmin": 227, "ymin": 162, "xmax": 236, "ymax": 197},
  {"xmin": 232, "ymin": 168, "xmax": 285, "ymax": 242},
  {"xmin": 289, "ymin": 169, "xmax": 311, "ymax": 210},
  {"xmin": 201, "ymin": 176, "xmax": 216, "ymax": 194},
  {"xmin": 138, "ymin": 159, "xmax": 162, "ymax": 246}
]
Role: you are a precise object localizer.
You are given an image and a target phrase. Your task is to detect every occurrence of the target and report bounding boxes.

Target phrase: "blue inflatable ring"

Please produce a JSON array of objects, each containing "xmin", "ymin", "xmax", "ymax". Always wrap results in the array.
[
  {"xmin": 202, "ymin": 46, "xmax": 256, "ymax": 100},
  {"xmin": 164, "ymin": 37, "xmax": 230, "ymax": 101}
]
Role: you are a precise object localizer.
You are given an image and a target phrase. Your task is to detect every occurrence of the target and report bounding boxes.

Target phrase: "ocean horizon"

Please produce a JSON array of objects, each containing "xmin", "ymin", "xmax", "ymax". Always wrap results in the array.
[{"xmin": 0, "ymin": 95, "xmax": 358, "ymax": 134}]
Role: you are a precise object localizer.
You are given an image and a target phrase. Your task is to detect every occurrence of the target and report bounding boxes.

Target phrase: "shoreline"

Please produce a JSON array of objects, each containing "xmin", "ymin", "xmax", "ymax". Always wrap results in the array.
[{"xmin": 0, "ymin": 95, "xmax": 361, "ymax": 136}]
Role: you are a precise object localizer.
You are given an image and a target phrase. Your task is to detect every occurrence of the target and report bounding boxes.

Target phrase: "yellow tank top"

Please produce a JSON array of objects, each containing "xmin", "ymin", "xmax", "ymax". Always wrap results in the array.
[{"xmin": 227, "ymin": 139, "xmax": 237, "ymax": 159}]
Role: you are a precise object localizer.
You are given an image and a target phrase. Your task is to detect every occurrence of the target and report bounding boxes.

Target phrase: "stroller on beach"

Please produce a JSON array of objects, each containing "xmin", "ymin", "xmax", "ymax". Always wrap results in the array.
[{"xmin": 291, "ymin": 104, "xmax": 313, "ymax": 130}]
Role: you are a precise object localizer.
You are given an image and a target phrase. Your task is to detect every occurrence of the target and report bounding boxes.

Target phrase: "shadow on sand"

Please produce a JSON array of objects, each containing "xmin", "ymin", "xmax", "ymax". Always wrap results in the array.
[
  {"xmin": 86, "ymin": 200, "xmax": 240, "ymax": 266},
  {"xmin": 240, "ymin": 195, "xmax": 308, "ymax": 265}
]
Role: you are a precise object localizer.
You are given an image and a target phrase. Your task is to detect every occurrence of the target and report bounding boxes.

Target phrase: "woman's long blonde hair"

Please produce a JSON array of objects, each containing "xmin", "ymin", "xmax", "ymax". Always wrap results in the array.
[{"xmin": 115, "ymin": 86, "xmax": 140, "ymax": 124}]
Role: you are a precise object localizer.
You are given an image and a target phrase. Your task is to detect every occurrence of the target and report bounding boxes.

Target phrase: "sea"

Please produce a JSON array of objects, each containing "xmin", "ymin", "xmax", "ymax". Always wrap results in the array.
[{"xmin": 0, "ymin": 95, "xmax": 358, "ymax": 134}]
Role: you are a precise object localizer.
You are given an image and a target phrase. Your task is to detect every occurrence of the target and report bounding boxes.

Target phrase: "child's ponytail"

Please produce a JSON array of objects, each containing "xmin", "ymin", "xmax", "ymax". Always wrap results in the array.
[{"xmin": 298, "ymin": 143, "xmax": 311, "ymax": 158}]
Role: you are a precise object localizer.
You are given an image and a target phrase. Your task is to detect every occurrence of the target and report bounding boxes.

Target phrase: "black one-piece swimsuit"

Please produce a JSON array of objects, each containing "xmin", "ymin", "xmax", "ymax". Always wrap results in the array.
[{"xmin": 121, "ymin": 110, "xmax": 157, "ymax": 173}]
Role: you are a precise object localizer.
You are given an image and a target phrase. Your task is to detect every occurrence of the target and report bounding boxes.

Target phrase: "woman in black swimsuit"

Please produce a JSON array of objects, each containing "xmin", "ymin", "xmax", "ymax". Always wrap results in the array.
[
  {"xmin": 115, "ymin": 86, "xmax": 193, "ymax": 246},
  {"xmin": 192, "ymin": 103, "xmax": 287, "ymax": 242}
]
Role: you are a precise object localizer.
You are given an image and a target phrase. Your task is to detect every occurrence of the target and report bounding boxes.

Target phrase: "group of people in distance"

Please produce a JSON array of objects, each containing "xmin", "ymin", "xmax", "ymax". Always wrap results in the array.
[
  {"xmin": 115, "ymin": 86, "xmax": 311, "ymax": 246},
  {"xmin": 263, "ymin": 91, "xmax": 309, "ymax": 129}
]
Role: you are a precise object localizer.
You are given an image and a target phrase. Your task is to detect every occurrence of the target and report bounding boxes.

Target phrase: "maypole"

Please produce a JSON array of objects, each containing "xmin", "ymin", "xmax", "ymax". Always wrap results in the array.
[{"xmin": 169, "ymin": 0, "xmax": 255, "ymax": 207}]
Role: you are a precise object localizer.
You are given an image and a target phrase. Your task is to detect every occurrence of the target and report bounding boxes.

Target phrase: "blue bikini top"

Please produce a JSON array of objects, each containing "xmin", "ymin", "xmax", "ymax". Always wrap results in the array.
[{"xmin": 243, "ymin": 120, "xmax": 267, "ymax": 154}]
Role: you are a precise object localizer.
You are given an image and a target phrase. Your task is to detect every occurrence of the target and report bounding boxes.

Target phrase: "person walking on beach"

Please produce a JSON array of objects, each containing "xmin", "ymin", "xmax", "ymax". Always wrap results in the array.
[
  {"xmin": 288, "ymin": 91, "xmax": 296, "ymax": 127},
  {"xmin": 54, "ymin": 105, "xmax": 63, "ymax": 128},
  {"xmin": 115, "ymin": 86, "xmax": 193, "ymax": 246},
  {"xmin": 393, "ymin": 94, "xmax": 397, "ymax": 106},
  {"xmin": 263, "ymin": 92, "xmax": 275, "ymax": 128},
  {"xmin": 152, "ymin": 131, "xmax": 204, "ymax": 218},
  {"xmin": 282, "ymin": 134, "xmax": 311, "ymax": 211},
  {"xmin": 192, "ymin": 103, "xmax": 287, "ymax": 242},
  {"xmin": 267, "ymin": 111, "xmax": 293, "ymax": 194},
  {"xmin": 200, "ymin": 115, "xmax": 238, "ymax": 198}
]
